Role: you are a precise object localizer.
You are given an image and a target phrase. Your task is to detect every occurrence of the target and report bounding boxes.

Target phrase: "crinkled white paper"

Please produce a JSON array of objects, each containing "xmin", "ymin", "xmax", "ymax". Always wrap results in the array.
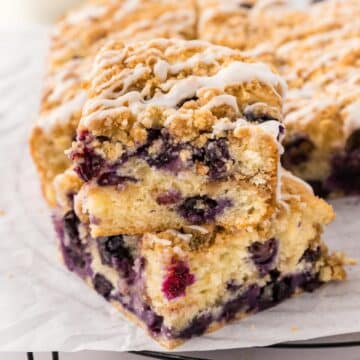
[{"xmin": 0, "ymin": 25, "xmax": 359, "ymax": 352}]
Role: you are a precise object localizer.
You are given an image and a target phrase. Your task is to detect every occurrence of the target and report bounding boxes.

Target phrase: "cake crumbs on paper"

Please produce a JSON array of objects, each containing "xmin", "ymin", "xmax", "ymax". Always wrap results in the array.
[
  {"xmin": 250, "ymin": 324, "xmax": 256, "ymax": 331},
  {"xmin": 5, "ymin": 272, "xmax": 14, "ymax": 279},
  {"xmin": 291, "ymin": 325, "xmax": 299, "ymax": 332},
  {"xmin": 0, "ymin": 209, "xmax": 5, "ymax": 216}
]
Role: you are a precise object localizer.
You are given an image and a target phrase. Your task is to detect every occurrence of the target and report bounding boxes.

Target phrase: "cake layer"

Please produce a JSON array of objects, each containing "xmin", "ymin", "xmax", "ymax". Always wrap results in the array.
[
  {"xmin": 53, "ymin": 170, "xmax": 350, "ymax": 349},
  {"xmin": 29, "ymin": 0, "xmax": 196, "ymax": 205},
  {"xmin": 67, "ymin": 38, "xmax": 285, "ymax": 235}
]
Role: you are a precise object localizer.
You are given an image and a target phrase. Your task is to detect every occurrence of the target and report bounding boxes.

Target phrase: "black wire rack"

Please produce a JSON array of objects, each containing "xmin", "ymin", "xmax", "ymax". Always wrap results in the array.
[{"xmin": 25, "ymin": 338, "xmax": 360, "ymax": 360}]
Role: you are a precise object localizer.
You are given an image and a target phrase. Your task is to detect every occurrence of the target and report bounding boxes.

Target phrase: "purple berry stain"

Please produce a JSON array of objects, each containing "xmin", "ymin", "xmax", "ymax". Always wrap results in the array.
[
  {"xmin": 156, "ymin": 190, "xmax": 182, "ymax": 205},
  {"xmin": 97, "ymin": 172, "xmax": 137, "ymax": 186},
  {"xmin": 162, "ymin": 258, "xmax": 195, "ymax": 300}
]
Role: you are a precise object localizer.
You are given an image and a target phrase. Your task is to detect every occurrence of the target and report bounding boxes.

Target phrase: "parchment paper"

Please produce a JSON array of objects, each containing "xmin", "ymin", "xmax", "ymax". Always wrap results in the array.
[{"xmin": 0, "ymin": 25, "xmax": 359, "ymax": 352}]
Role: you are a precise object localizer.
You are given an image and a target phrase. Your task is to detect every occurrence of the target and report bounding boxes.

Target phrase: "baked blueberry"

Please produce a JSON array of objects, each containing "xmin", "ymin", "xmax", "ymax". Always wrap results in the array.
[
  {"xmin": 93, "ymin": 273, "xmax": 113, "ymax": 299},
  {"xmin": 248, "ymin": 238, "xmax": 278, "ymax": 275},
  {"xmin": 282, "ymin": 134, "xmax": 315, "ymax": 169},
  {"xmin": 177, "ymin": 195, "xmax": 231, "ymax": 224},
  {"xmin": 97, "ymin": 172, "xmax": 137, "ymax": 186}
]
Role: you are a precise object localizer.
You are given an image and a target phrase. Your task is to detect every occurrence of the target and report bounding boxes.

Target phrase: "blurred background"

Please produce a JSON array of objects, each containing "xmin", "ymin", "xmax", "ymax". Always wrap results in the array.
[{"xmin": 0, "ymin": 0, "xmax": 85, "ymax": 24}]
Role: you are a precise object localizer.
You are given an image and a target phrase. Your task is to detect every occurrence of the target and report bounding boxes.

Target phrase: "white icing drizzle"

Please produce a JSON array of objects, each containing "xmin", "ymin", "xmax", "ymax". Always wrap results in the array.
[
  {"xmin": 305, "ymin": 38, "xmax": 359, "ymax": 77},
  {"xmin": 153, "ymin": 60, "xmax": 169, "ymax": 82},
  {"xmin": 114, "ymin": 0, "xmax": 141, "ymax": 21},
  {"xmin": 284, "ymin": 98, "xmax": 334, "ymax": 125},
  {"xmin": 258, "ymin": 120, "xmax": 282, "ymax": 140},
  {"xmin": 277, "ymin": 24, "xmax": 356, "ymax": 59},
  {"xmin": 111, "ymin": 9, "xmax": 195, "ymax": 40},
  {"xmin": 212, "ymin": 118, "xmax": 248, "ymax": 135},
  {"xmin": 202, "ymin": 94, "xmax": 240, "ymax": 113},
  {"xmin": 38, "ymin": 91, "xmax": 87, "ymax": 132},
  {"xmin": 343, "ymin": 100, "xmax": 360, "ymax": 138},
  {"xmin": 67, "ymin": 5, "xmax": 107, "ymax": 24},
  {"xmin": 83, "ymin": 55, "xmax": 286, "ymax": 127}
]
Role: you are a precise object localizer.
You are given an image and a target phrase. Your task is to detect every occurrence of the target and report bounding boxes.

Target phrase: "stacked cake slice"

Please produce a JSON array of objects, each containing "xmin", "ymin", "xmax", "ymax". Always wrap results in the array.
[
  {"xmin": 69, "ymin": 39, "xmax": 286, "ymax": 235},
  {"xmin": 49, "ymin": 38, "xmax": 350, "ymax": 348}
]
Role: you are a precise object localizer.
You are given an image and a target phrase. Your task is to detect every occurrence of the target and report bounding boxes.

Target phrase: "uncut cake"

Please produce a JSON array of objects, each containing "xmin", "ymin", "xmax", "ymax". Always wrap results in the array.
[{"xmin": 197, "ymin": 0, "xmax": 360, "ymax": 196}]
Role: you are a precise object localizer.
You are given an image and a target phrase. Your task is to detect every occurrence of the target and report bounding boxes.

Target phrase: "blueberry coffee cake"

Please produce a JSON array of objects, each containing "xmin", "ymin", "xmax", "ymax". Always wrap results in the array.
[
  {"xmin": 68, "ymin": 38, "xmax": 286, "ymax": 236},
  {"xmin": 30, "ymin": 0, "xmax": 196, "ymax": 205},
  {"xmin": 53, "ymin": 166, "xmax": 349, "ymax": 349},
  {"xmin": 28, "ymin": 0, "xmax": 355, "ymax": 350}
]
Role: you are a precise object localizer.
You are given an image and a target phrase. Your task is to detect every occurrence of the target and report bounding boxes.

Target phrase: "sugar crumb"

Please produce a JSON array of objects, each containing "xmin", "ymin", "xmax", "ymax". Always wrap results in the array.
[
  {"xmin": 6, "ymin": 272, "xmax": 14, "ymax": 279},
  {"xmin": 291, "ymin": 325, "xmax": 299, "ymax": 332}
]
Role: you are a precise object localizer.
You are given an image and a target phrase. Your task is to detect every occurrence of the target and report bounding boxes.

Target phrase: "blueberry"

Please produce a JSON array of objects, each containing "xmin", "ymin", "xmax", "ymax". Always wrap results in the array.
[
  {"xmin": 244, "ymin": 110, "xmax": 277, "ymax": 123},
  {"xmin": 97, "ymin": 172, "xmax": 137, "ymax": 186},
  {"xmin": 300, "ymin": 247, "xmax": 321, "ymax": 263},
  {"xmin": 226, "ymin": 280, "xmax": 242, "ymax": 293},
  {"xmin": 193, "ymin": 138, "xmax": 232, "ymax": 180},
  {"xmin": 345, "ymin": 129, "xmax": 360, "ymax": 153},
  {"xmin": 162, "ymin": 259, "xmax": 195, "ymax": 300},
  {"xmin": 325, "ymin": 149, "xmax": 360, "ymax": 195},
  {"xmin": 177, "ymin": 314, "xmax": 212, "ymax": 339},
  {"xmin": 221, "ymin": 284, "xmax": 260, "ymax": 321},
  {"xmin": 156, "ymin": 190, "xmax": 182, "ymax": 205},
  {"xmin": 63, "ymin": 210, "xmax": 80, "ymax": 245},
  {"xmin": 238, "ymin": 2, "xmax": 253, "ymax": 9},
  {"xmin": 139, "ymin": 129, "xmax": 183, "ymax": 172},
  {"xmin": 96, "ymin": 135, "xmax": 111, "ymax": 143},
  {"xmin": 142, "ymin": 306, "xmax": 164, "ymax": 334},
  {"xmin": 58, "ymin": 211, "xmax": 92, "ymax": 277},
  {"xmin": 63, "ymin": 247, "xmax": 86, "ymax": 270},
  {"xmin": 258, "ymin": 277, "xmax": 292, "ymax": 310},
  {"xmin": 307, "ymin": 180, "xmax": 330, "ymax": 198},
  {"xmin": 282, "ymin": 134, "xmax": 315, "ymax": 169},
  {"xmin": 248, "ymin": 238, "xmax": 278, "ymax": 276},
  {"xmin": 73, "ymin": 148, "xmax": 104, "ymax": 182},
  {"xmin": 176, "ymin": 95, "xmax": 198, "ymax": 109},
  {"xmin": 97, "ymin": 235, "xmax": 132, "ymax": 266},
  {"xmin": 177, "ymin": 195, "xmax": 231, "ymax": 224},
  {"xmin": 93, "ymin": 273, "xmax": 113, "ymax": 299}
]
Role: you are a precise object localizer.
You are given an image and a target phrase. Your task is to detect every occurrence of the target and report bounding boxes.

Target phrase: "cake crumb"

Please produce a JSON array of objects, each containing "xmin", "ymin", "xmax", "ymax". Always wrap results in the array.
[
  {"xmin": 0, "ymin": 209, "xmax": 5, "ymax": 216},
  {"xmin": 291, "ymin": 325, "xmax": 299, "ymax": 332}
]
